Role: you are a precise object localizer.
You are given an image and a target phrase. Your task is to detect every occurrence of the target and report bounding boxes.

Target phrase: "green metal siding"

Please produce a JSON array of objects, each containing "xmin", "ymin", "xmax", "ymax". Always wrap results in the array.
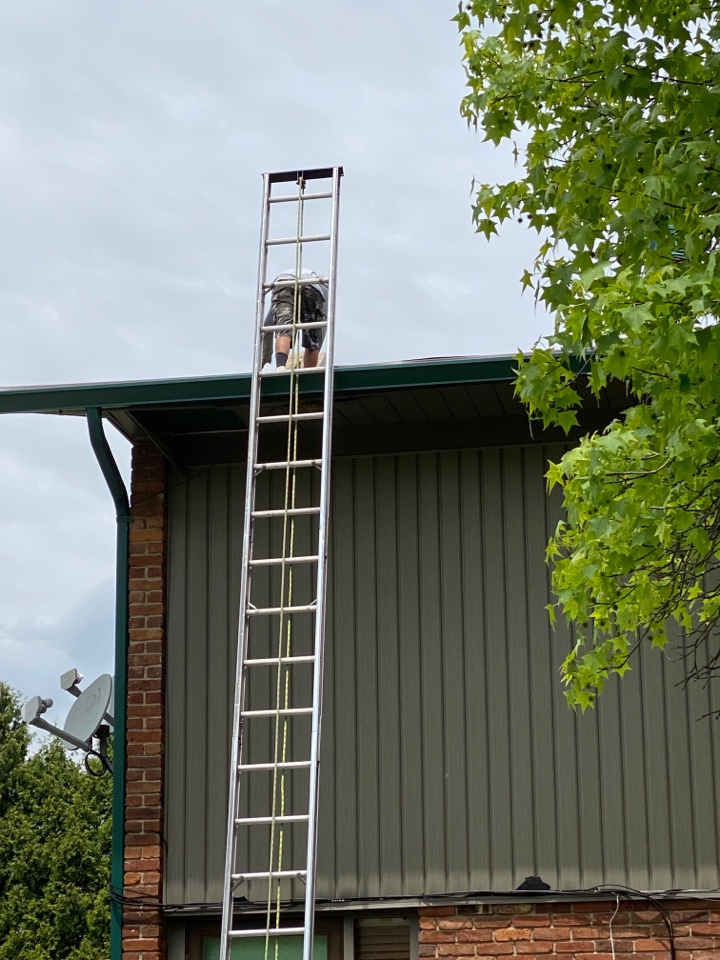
[{"xmin": 164, "ymin": 447, "xmax": 720, "ymax": 906}]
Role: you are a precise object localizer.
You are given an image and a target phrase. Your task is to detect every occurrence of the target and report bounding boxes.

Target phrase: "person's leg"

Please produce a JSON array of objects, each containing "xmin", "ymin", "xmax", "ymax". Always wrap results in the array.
[
  {"xmin": 301, "ymin": 313, "xmax": 324, "ymax": 368},
  {"xmin": 302, "ymin": 348, "xmax": 319, "ymax": 368},
  {"xmin": 275, "ymin": 334, "xmax": 291, "ymax": 368}
]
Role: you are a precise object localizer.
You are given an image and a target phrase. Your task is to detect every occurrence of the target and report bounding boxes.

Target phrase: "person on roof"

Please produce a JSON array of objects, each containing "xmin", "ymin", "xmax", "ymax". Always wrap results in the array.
[{"xmin": 262, "ymin": 269, "xmax": 328, "ymax": 371}]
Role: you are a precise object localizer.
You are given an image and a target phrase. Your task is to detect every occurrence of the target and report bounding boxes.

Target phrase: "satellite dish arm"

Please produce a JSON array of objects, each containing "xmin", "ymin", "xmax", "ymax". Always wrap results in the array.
[{"xmin": 28, "ymin": 716, "xmax": 91, "ymax": 752}]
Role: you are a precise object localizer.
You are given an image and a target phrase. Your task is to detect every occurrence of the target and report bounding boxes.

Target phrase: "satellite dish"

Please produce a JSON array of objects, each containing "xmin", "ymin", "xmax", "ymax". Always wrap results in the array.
[{"xmin": 62, "ymin": 673, "xmax": 113, "ymax": 751}]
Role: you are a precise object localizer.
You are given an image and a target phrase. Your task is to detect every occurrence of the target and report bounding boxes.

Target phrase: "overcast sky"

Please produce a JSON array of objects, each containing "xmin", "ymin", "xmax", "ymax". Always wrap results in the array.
[{"xmin": 0, "ymin": 0, "xmax": 552, "ymax": 733}]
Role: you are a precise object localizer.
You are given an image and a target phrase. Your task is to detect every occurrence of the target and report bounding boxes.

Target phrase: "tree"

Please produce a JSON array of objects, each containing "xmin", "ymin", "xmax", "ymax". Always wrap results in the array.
[
  {"xmin": 455, "ymin": 1, "xmax": 720, "ymax": 708},
  {"xmin": 0, "ymin": 683, "xmax": 111, "ymax": 959}
]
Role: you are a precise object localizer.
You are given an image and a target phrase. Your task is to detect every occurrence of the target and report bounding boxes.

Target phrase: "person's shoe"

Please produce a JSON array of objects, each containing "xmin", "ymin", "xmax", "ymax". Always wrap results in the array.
[{"xmin": 270, "ymin": 365, "xmax": 288, "ymax": 373}]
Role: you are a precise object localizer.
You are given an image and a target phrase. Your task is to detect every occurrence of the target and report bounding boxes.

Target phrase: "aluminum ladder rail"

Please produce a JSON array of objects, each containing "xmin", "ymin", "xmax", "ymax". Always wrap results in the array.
[{"xmin": 220, "ymin": 166, "xmax": 343, "ymax": 960}]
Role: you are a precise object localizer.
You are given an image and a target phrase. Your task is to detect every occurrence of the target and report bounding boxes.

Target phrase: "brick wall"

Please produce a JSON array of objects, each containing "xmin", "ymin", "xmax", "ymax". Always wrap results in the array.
[
  {"xmin": 419, "ymin": 902, "xmax": 720, "ymax": 960},
  {"xmin": 123, "ymin": 442, "xmax": 168, "ymax": 960}
]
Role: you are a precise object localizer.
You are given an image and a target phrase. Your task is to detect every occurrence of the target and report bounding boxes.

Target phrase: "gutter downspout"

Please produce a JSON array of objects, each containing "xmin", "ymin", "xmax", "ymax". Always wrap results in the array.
[{"xmin": 87, "ymin": 406, "xmax": 132, "ymax": 960}]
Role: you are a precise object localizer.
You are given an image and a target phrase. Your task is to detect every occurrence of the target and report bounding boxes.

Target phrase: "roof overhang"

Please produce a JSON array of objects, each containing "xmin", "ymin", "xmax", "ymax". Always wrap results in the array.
[{"xmin": 0, "ymin": 356, "xmax": 630, "ymax": 466}]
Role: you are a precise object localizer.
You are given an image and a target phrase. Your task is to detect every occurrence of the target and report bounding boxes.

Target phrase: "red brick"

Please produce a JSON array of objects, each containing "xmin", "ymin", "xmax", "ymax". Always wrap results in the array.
[
  {"xmin": 457, "ymin": 932, "xmax": 492, "ymax": 943},
  {"xmin": 439, "ymin": 920, "xmax": 473, "ymax": 931},
  {"xmin": 514, "ymin": 915, "xmax": 550, "ymax": 927},
  {"xmin": 420, "ymin": 947, "xmax": 437, "ymax": 957},
  {"xmin": 471, "ymin": 945, "xmax": 515, "ymax": 956},
  {"xmin": 633, "ymin": 940, "xmax": 668, "ymax": 952},
  {"xmin": 674, "ymin": 938, "xmax": 716, "ymax": 950},
  {"xmin": 494, "ymin": 929, "xmax": 530, "ymax": 942},
  {"xmin": 516, "ymin": 943, "xmax": 552, "ymax": 954},
  {"xmin": 691, "ymin": 925, "xmax": 720, "ymax": 936},
  {"xmin": 437, "ymin": 946, "xmax": 476, "ymax": 957},
  {"xmin": 420, "ymin": 908, "xmax": 458, "ymax": 918},
  {"xmin": 573, "ymin": 928, "xmax": 609, "ymax": 940},
  {"xmin": 534, "ymin": 929, "xmax": 572, "ymax": 941},
  {"xmin": 423, "ymin": 933, "xmax": 456, "ymax": 944}
]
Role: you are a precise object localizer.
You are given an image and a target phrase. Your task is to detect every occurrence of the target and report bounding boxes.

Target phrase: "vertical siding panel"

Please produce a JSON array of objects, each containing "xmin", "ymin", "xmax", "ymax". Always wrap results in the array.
[
  {"xmin": 480, "ymin": 448, "xmax": 513, "ymax": 889},
  {"xmin": 396, "ymin": 454, "xmax": 425, "ymax": 894},
  {"xmin": 596, "ymin": 673, "xmax": 628, "ymax": 885},
  {"xmin": 354, "ymin": 457, "xmax": 380, "ymax": 897},
  {"xmin": 618, "ymin": 660, "xmax": 651, "ymax": 889},
  {"xmin": 459, "ymin": 449, "xmax": 491, "ymax": 888},
  {"xmin": 165, "ymin": 468, "xmax": 188, "ymax": 904},
  {"xmin": 545, "ymin": 460, "xmax": 581, "ymax": 890},
  {"xmin": 640, "ymin": 646, "xmax": 673, "ymax": 890},
  {"xmin": 438, "ymin": 452, "xmax": 470, "ymax": 891},
  {"xmin": 575, "ymin": 696, "xmax": 603, "ymax": 888},
  {"xmin": 329, "ymin": 460, "xmax": 359, "ymax": 898},
  {"xmin": 662, "ymin": 652, "xmax": 696, "ymax": 889},
  {"xmin": 502, "ymin": 447, "xmax": 533, "ymax": 887},
  {"xmin": 686, "ymin": 667, "xmax": 720, "ymax": 889},
  {"xmin": 375, "ymin": 456, "xmax": 403, "ymax": 895},
  {"xmin": 204, "ymin": 467, "xmax": 232, "ymax": 901},
  {"xmin": 523, "ymin": 446, "xmax": 557, "ymax": 884},
  {"xmin": 183, "ymin": 470, "xmax": 210, "ymax": 903},
  {"xmin": 418, "ymin": 452, "xmax": 447, "ymax": 893}
]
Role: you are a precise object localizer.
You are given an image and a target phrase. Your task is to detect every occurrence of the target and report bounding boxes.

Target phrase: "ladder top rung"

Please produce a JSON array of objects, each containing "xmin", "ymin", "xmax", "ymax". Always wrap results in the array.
[
  {"xmin": 232, "ymin": 869, "xmax": 308, "ymax": 880},
  {"xmin": 235, "ymin": 814, "xmax": 310, "ymax": 825},
  {"xmin": 245, "ymin": 655, "xmax": 316, "ymax": 667},
  {"xmin": 266, "ymin": 233, "xmax": 330, "ymax": 246},
  {"xmin": 263, "ymin": 276, "xmax": 329, "ymax": 288},
  {"xmin": 252, "ymin": 507, "xmax": 320, "ymax": 518},
  {"xmin": 241, "ymin": 707, "xmax": 313, "ymax": 718},
  {"xmin": 249, "ymin": 555, "xmax": 319, "ymax": 566},
  {"xmin": 255, "ymin": 459, "xmax": 321, "ymax": 471},
  {"xmin": 230, "ymin": 928, "xmax": 306, "ymax": 939},
  {"xmin": 268, "ymin": 191, "xmax": 332, "ymax": 204},
  {"xmin": 257, "ymin": 411, "xmax": 324, "ymax": 423},
  {"xmin": 267, "ymin": 166, "xmax": 342, "ymax": 184},
  {"xmin": 239, "ymin": 760, "xmax": 312, "ymax": 770}
]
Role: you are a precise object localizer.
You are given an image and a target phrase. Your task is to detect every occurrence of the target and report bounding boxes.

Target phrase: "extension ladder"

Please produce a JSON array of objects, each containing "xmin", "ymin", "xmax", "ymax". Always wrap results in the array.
[{"xmin": 220, "ymin": 166, "xmax": 343, "ymax": 960}]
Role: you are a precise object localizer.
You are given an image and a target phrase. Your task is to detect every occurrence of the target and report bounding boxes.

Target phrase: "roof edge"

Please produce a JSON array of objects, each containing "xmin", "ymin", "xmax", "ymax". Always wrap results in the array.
[{"xmin": 0, "ymin": 356, "xmax": 519, "ymax": 416}]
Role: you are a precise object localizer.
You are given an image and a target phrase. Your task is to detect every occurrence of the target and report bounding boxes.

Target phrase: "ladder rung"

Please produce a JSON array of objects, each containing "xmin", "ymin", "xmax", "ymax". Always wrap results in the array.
[
  {"xmin": 263, "ymin": 321, "xmax": 327, "ymax": 332},
  {"xmin": 245, "ymin": 656, "xmax": 316, "ymax": 667},
  {"xmin": 257, "ymin": 412, "xmax": 324, "ymax": 423},
  {"xmin": 248, "ymin": 603, "xmax": 316, "ymax": 615},
  {"xmin": 241, "ymin": 707, "xmax": 313, "ymax": 718},
  {"xmin": 249, "ymin": 555, "xmax": 319, "ymax": 566},
  {"xmin": 230, "ymin": 928, "xmax": 306, "ymax": 939},
  {"xmin": 269, "ymin": 191, "xmax": 332, "ymax": 203},
  {"xmin": 255, "ymin": 459, "xmax": 321, "ymax": 471},
  {"xmin": 239, "ymin": 760, "xmax": 312, "ymax": 771},
  {"xmin": 263, "ymin": 276, "xmax": 329, "ymax": 288},
  {"xmin": 252, "ymin": 507, "xmax": 321, "ymax": 518},
  {"xmin": 266, "ymin": 234, "xmax": 330, "ymax": 246},
  {"xmin": 232, "ymin": 870, "xmax": 307, "ymax": 881},
  {"xmin": 236, "ymin": 814, "xmax": 310, "ymax": 825}
]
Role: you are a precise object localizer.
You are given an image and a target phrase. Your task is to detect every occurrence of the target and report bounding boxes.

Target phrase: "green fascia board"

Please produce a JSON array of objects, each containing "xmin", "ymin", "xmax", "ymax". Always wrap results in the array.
[{"xmin": 0, "ymin": 356, "xmax": 521, "ymax": 416}]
